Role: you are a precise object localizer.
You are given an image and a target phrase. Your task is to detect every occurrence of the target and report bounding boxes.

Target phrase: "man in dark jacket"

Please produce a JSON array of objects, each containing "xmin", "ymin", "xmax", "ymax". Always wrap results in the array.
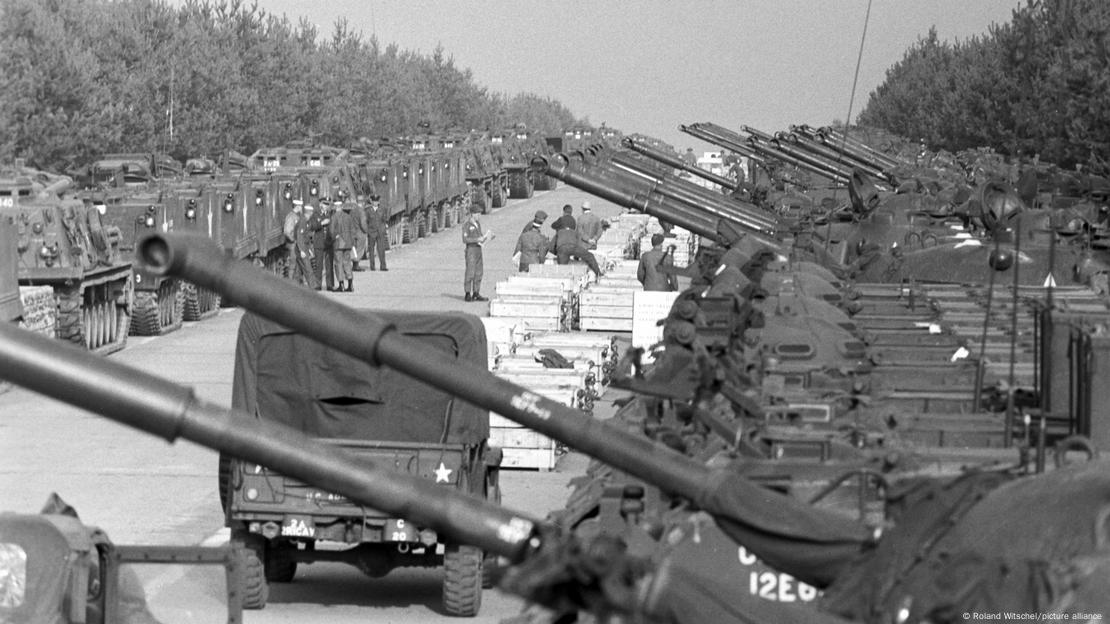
[
  {"xmin": 291, "ymin": 203, "xmax": 317, "ymax": 289},
  {"xmin": 330, "ymin": 201, "xmax": 357, "ymax": 292},
  {"xmin": 514, "ymin": 211, "xmax": 551, "ymax": 272},
  {"xmin": 309, "ymin": 200, "xmax": 334, "ymax": 291},
  {"xmin": 364, "ymin": 194, "xmax": 389, "ymax": 271},
  {"xmin": 637, "ymin": 233, "xmax": 677, "ymax": 291}
]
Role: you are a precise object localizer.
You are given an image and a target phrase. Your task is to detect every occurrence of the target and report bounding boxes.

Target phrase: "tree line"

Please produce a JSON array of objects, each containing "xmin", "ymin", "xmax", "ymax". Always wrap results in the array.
[
  {"xmin": 858, "ymin": 0, "xmax": 1109, "ymax": 172},
  {"xmin": 0, "ymin": 0, "xmax": 583, "ymax": 171}
]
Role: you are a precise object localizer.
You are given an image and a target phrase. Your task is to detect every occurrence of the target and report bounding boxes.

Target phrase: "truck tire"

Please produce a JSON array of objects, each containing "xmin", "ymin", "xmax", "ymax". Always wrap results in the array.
[
  {"xmin": 233, "ymin": 534, "xmax": 269, "ymax": 609},
  {"xmin": 443, "ymin": 544, "xmax": 482, "ymax": 616},
  {"xmin": 266, "ymin": 541, "xmax": 298, "ymax": 583}
]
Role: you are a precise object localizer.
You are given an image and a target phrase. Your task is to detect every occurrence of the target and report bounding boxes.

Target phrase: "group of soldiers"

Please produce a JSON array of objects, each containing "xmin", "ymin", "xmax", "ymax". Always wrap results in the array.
[
  {"xmin": 512, "ymin": 201, "xmax": 605, "ymax": 276},
  {"xmin": 283, "ymin": 194, "xmax": 391, "ymax": 292}
]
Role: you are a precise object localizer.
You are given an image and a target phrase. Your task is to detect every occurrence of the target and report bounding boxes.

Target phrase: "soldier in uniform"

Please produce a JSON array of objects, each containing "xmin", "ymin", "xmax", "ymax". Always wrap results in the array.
[
  {"xmin": 330, "ymin": 200, "xmax": 356, "ymax": 292},
  {"xmin": 462, "ymin": 204, "xmax": 492, "ymax": 301},
  {"xmin": 308, "ymin": 200, "xmax": 334, "ymax": 291},
  {"xmin": 637, "ymin": 233, "xmax": 677, "ymax": 291},
  {"xmin": 576, "ymin": 200, "xmax": 602, "ymax": 250},
  {"xmin": 513, "ymin": 211, "xmax": 551, "ymax": 272},
  {"xmin": 292, "ymin": 204, "xmax": 317, "ymax": 289},
  {"xmin": 364, "ymin": 194, "xmax": 389, "ymax": 271}
]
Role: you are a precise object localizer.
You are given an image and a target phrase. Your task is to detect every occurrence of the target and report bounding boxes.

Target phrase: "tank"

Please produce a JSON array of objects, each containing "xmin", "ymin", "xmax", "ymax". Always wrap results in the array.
[{"xmin": 0, "ymin": 163, "xmax": 131, "ymax": 353}]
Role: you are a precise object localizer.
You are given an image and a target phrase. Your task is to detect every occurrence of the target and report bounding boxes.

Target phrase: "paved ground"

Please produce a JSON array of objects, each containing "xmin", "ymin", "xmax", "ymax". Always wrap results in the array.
[{"xmin": 0, "ymin": 185, "xmax": 629, "ymax": 623}]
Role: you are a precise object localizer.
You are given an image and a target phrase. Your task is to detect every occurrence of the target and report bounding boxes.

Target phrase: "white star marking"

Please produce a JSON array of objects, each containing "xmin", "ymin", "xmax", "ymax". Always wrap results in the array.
[{"xmin": 433, "ymin": 462, "xmax": 453, "ymax": 483}]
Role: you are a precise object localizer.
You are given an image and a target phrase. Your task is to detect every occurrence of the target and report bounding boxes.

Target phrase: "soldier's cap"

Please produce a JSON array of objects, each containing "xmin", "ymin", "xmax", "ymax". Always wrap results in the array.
[
  {"xmin": 470, "ymin": 204, "xmax": 483, "ymax": 213},
  {"xmin": 534, "ymin": 210, "xmax": 548, "ymax": 222},
  {"xmin": 369, "ymin": 194, "xmax": 381, "ymax": 201},
  {"xmin": 581, "ymin": 200, "xmax": 591, "ymax": 210},
  {"xmin": 304, "ymin": 204, "xmax": 315, "ymax": 211},
  {"xmin": 292, "ymin": 199, "xmax": 304, "ymax": 206},
  {"xmin": 320, "ymin": 199, "xmax": 332, "ymax": 206},
  {"xmin": 563, "ymin": 204, "xmax": 573, "ymax": 214}
]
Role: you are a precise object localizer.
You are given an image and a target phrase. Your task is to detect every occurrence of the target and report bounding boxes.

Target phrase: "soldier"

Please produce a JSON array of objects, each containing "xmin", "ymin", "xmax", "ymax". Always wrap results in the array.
[
  {"xmin": 637, "ymin": 233, "xmax": 677, "ymax": 291},
  {"xmin": 291, "ymin": 204, "xmax": 317, "ymax": 289},
  {"xmin": 550, "ymin": 204, "xmax": 576, "ymax": 233},
  {"xmin": 283, "ymin": 199, "xmax": 304, "ymax": 279},
  {"xmin": 309, "ymin": 200, "xmax": 334, "ymax": 291},
  {"xmin": 513, "ymin": 211, "xmax": 551, "ymax": 272},
  {"xmin": 364, "ymin": 194, "xmax": 389, "ymax": 271},
  {"xmin": 331, "ymin": 200, "xmax": 356, "ymax": 292},
  {"xmin": 682, "ymin": 147, "xmax": 697, "ymax": 168},
  {"xmin": 462, "ymin": 204, "xmax": 492, "ymax": 301},
  {"xmin": 350, "ymin": 195, "xmax": 369, "ymax": 272},
  {"xmin": 576, "ymin": 200, "xmax": 602, "ymax": 250}
]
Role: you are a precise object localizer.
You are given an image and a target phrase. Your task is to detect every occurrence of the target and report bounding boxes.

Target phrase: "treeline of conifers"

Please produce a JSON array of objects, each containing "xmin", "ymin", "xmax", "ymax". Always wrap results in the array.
[
  {"xmin": 859, "ymin": 0, "xmax": 1110, "ymax": 172},
  {"xmin": 0, "ymin": 0, "xmax": 583, "ymax": 171}
]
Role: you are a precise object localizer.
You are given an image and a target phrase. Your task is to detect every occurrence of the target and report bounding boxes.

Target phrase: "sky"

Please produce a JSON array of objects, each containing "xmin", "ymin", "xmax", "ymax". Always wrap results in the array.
[{"xmin": 222, "ymin": 0, "xmax": 1023, "ymax": 151}]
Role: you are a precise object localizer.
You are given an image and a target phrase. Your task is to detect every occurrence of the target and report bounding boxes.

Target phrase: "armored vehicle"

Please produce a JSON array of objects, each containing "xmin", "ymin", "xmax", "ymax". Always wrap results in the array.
[
  {"xmin": 0, "ymin": 164, "xmax": 131, "ymax": 353},
  {"xmin": 221, "ymin": 309, "xmax": 499, "ymax": 615}
]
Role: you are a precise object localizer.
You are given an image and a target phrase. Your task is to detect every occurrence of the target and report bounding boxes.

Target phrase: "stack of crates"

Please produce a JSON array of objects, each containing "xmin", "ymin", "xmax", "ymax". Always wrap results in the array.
[
  {"xmin": 489, "ymin": 268, "xmax": 591, "ymax": 332},
  {"xmin": 578, "ymin": 260, "xmax": 642, "ymax": 331}
]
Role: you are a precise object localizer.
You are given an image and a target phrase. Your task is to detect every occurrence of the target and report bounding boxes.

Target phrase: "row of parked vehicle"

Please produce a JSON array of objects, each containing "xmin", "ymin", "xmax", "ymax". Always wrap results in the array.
[{"xmin": 0, "ymin": 125, "xmax": 627, "ymax": 353}]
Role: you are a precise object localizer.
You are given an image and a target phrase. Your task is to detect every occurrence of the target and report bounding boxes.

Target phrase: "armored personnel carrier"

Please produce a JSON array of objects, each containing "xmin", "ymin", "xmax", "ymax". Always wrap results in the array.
[
  {"xmin": 0, "ymin": 162, "xmax": 131, "ymax": 353},
  {"xmin": 80, "ymin": 153, "xmax": 185, "ymax": 336}
]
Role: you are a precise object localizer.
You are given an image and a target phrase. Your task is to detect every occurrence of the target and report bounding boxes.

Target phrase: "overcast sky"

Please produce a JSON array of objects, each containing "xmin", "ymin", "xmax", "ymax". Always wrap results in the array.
[{"xmin": 233, "ymin": 0, "xmax": 1022, "ymax": 150}]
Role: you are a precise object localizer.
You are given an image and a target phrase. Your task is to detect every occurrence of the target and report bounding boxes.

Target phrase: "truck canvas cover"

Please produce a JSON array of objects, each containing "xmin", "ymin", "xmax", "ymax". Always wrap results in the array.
[{"xmin": 232, "ymin": 310, "xmax": 489, "ymax": 445}]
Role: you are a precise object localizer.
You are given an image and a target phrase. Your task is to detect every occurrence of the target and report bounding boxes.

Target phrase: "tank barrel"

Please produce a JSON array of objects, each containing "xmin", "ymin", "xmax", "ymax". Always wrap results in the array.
[
  {"xmin": 532, "ymin": 155, "xmax": 722, "ymax": 239},
  {"xmin": 535, "ymin": 155, "xmax": 781, "ymax": 249},
  {"xmin": 603, "ymin": 152, "xmax": 778, "ymax": 232},
  {"xmin": 781, "ymin": 132, "xmax": 888, "ymax": 179},
  {"xmin": 39, "ymin": 176, "xmax": 74, "ymax": 197},
  {"xmin": 622, "ymin": 137, "xmax": 739, "ymax": 190},
  {"xmin": 0, "ymin": 320, "xmax": 541, "ymax": 561},
  {"xmin": 817, "ymin": 126, "xmax": 901, "ymax": 169}
]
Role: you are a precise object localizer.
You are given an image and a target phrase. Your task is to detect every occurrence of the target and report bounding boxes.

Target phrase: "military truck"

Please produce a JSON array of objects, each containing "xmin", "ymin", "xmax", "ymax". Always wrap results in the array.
[
  {"xmin": 220, "ymin": 310, "xmax": 500, "ymax": 615},
  {"xmin": 0, "ymin": 163, "xmax": 131, "ymax": 353}
]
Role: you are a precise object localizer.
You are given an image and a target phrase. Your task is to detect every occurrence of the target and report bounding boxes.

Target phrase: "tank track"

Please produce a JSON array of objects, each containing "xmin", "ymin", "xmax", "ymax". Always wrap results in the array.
[
  {"xmin": 508, "ymin": 171, "xmax": 534, "ymax": 199},
  {"xmin": 129, "ymin": 280, "xmax": 184, "ymax": 336},
  {"xmin": 182, "ymin": 282, "xmax": 221, "ymax": 322}
]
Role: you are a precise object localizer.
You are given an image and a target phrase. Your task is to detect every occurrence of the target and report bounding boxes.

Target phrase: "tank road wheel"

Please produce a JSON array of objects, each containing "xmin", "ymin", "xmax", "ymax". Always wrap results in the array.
[
  {"xmin": 233, "ymin": 532, "xmax": 270, "ymax": 609},
  {"xmin": 443, "ymin": 544, "xmax": 482, "ymax": 617},
  {"xmin": 265, "ymin": 541, "xmax": 298, "ymax": 583}
]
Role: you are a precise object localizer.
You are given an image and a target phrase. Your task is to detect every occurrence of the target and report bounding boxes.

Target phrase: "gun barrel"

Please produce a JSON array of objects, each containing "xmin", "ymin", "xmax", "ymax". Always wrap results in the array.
[
  {"xmin": 623, "ymin": 137, "xmax": 738, "ymax": 190},
  {"xmin": 0, "ymin": 321, "xmax": 541, "ymax": 561},
  {"xmin": 604, "ymin": 153, "xmax": 777, "ymax": 232}
]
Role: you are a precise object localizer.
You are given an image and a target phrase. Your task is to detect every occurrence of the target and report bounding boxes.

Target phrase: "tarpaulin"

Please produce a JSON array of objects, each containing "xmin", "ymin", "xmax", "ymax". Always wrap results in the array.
[{"xmin": 233, "ymin": 310, "xmax": 489, "ymax": 445}]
